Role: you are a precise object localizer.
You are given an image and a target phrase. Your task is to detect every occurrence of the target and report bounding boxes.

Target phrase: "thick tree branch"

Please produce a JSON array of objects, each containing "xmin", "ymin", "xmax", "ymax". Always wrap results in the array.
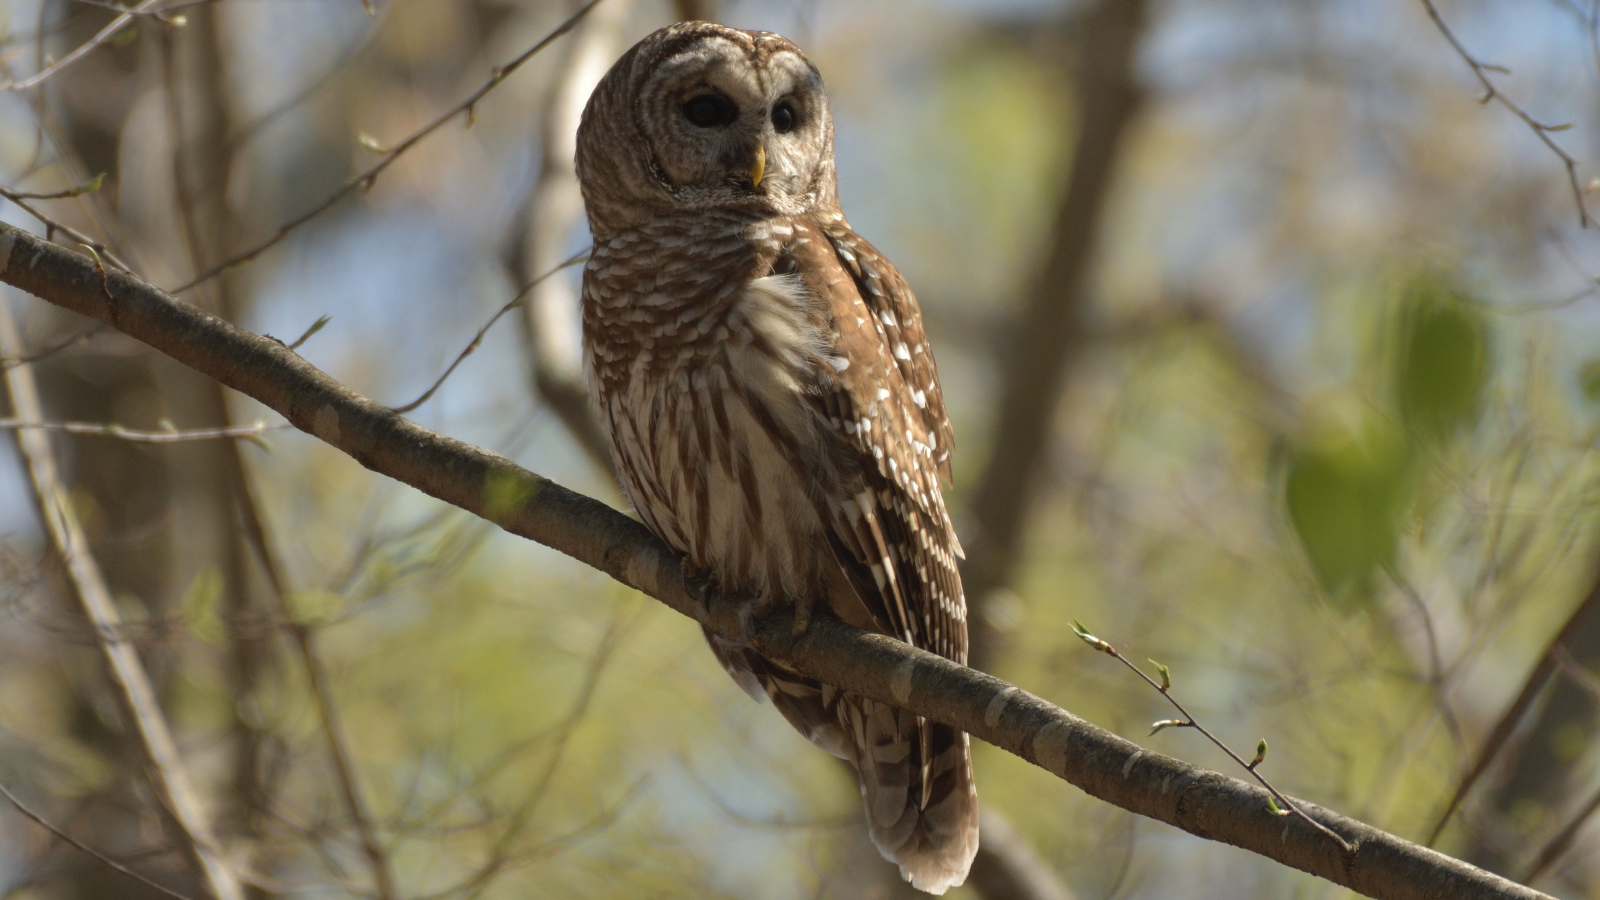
[{"xmin": 0, "ymin": 220, "xmax": 1553, "ymax": 900}]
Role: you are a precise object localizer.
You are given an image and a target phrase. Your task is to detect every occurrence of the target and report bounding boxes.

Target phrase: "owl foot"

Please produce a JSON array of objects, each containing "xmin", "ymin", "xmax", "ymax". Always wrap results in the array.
[
  {"xmin": 682, "ymin": 557, "xmax": 765, "ymax": 650},
  {"xmin": 791, "ymin": 595, "xmax": 814, "ymax": 637}
]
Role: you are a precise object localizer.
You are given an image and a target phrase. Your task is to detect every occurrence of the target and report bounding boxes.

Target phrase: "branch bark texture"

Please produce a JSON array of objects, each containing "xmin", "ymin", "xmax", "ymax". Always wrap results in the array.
[{"xmin": 0, "ymin": 220, "xmax": 1553, "ymax": 900}]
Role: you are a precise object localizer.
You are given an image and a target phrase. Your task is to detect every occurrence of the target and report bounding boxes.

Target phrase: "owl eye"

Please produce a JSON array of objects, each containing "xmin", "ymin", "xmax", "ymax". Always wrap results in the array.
[
  {"xmin": 683, "ymin": 94, "xmax": 736, "ymax": 128},
  {"xmin": 771, "ymin": 101, "xmax": 796, "ymax": 134}
]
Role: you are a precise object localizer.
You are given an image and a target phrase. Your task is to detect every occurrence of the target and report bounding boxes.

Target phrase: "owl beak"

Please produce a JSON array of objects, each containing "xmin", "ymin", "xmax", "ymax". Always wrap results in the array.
[{"xmin": 749, "ymin": 145, "xmax": 766, "ymax": 188}]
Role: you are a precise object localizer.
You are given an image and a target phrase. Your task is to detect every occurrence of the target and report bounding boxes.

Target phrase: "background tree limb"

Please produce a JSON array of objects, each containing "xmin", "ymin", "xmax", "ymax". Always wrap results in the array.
[{"xmin": 0, "ymin": 218, "xmax": 1557, "ymax": 900}]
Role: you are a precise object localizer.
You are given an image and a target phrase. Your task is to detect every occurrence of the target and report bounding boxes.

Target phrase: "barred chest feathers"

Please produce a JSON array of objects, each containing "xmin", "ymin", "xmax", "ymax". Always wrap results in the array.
[{"xmin": 583, "ymin": 224, "xmax": 849, "ymax": 607}]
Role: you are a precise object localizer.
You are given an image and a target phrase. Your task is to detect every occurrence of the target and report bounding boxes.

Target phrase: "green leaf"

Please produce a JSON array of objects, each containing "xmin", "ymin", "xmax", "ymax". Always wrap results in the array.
[
  {"xmin": 1150, "ymin": 659, "xmax": 1171, "ymax": 691},
  {"xmin": 1393, "ymin": 276, "xmax": 1491, "ymax": 442},
  {"xmin": 1284, "ymin": 401, "xmax": 1411, "ymax": 598},
  {"xmin": 1578, "ymin": 358, "xmax": 1600, "ymax": 403},
  {"xmin": 180, "ymin": 568, "xmax": 224, "ymax": 644}
]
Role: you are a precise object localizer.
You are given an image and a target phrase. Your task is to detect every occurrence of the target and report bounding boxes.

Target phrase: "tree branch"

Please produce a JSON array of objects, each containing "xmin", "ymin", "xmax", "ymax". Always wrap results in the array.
[
  {"xmin": 0, "ymin": 294, "xmax": 245, "ymax": 900},
  {"xmin": 0, "ymin": 220, "xmax": 1554, "ymax": 900},
  {"xmin": 963, "ymin": 0, "xmax": 1150, "ymax": 670}
]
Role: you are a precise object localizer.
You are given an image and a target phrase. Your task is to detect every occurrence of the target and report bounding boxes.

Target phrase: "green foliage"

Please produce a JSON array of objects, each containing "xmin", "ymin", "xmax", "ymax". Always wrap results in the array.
[
  {"xmin": 1285, "ymin": 272, "xmax": 1496, "ymax": 599},
  {"xmin": 1284, "ymin": 401, "xmax": 1410, "ymax": 598},
  {"xmin": 1579, "ymin": 357, "xmax": 1600, "ymax": 403},
  {"xmin": 1392, "ymin": 276, "xmax": 1490, "ymax": 441}
]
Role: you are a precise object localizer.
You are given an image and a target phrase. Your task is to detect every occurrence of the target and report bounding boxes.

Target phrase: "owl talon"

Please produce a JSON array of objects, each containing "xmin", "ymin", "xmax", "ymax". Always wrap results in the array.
[{"xmin": 792, "ymin": 596, "xmax": 814, "ymax": 636}]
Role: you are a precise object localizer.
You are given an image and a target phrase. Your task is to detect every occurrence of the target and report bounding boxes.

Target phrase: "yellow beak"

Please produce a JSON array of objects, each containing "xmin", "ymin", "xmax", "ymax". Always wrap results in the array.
[{"xmin": 750, "ymin": 145, "xmax": 766, "ymax": 188}]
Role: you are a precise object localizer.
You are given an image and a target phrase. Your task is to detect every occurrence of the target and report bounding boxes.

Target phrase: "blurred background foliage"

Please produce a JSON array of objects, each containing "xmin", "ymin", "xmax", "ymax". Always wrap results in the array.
[{"xmin": 2, "ymin": 0, "xmax": 1600, "ymax": 898}]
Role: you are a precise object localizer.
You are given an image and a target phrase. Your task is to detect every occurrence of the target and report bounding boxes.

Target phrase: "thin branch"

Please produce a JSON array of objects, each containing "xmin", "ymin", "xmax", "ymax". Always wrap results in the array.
[
  {"xmin": 0, "ymin": 325, "xmax": 102, "ymax": 371},
  {"xmin": 169, "ymin": 0, "xmax": 608, "ymax": 295},
  {"xmin": 1417, "ymin": 0, "xmax": 1594, "ymax": 229},
  {"xmin": 0, "ymin": 295, "xmax": 245, "ymax": 900},
  {"xmin": 391, "ymin": 250, "xmax": 589, "ymax": 414},
  {"xmin": 0, "ymin": 218, "xmax": 1557, "ymax": 900},
  {"xmin": 0, "ymin": 187, "xmax": 135, "ymax": 273},
  {"xmin": 1522, "ymin": 780, "xmax": 1600, "ymax": 883},
  {"xmin": 0, "ymin": 0, "xmax": 167, "ymax": 91},
  {"xmin": 0, "ymin": 417, "xmax": 282, "ymax": 442},
  {"xmin": 0, "ymin": 780, "xmax": 200, "ymax": 900},
  {"xmin": 1424, "ymin": 559, "xmax": 1600, "ymax": 846},
  {"xmin": 1070, "ymin": 622, "xmax": 1352, "ymax": 851}
]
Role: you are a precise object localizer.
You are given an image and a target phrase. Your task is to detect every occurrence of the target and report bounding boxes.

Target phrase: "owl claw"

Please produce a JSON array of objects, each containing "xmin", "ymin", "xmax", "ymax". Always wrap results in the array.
[
  {"xmin": 682, "ymin": 557, "xmax": 765, "ymax": 650},
  {"xmin": 681, "ymin": 557, "xmax": 716, "ymax": 621},
  {"xmin": 792, "ymin": 595, "xmax": 814, "ymax": 637}
]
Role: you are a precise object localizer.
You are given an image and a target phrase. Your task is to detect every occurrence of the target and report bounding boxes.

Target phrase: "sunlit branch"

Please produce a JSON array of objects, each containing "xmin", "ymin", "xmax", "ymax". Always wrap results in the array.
[
  {"xmin": 0, "ymin": 416, "xmax": 282, "ymax": 442},
  {"xmin": 170, "ymin": 0, "xmax": 608, "ymax": 295}
]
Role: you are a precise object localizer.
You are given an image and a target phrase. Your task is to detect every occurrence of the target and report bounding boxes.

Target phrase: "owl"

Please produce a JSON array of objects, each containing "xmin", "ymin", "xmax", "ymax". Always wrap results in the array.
[{"xmin": 575, "ymin": 23, "xmax": 977, "ymax": 893}]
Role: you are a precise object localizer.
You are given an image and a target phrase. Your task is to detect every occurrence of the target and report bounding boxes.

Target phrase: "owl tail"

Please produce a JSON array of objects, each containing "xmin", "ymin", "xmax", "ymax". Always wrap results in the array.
[
  {"xmin": 706, "ymin": 641, "xmax": 980, "ymax": 894},
  {"xmin": 845, "ymin": 696, "xmax": 980, "ymax": 895}
]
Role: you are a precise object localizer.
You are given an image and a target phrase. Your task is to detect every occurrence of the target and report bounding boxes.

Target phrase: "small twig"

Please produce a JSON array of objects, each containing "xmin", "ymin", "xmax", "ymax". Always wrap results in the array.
[
  {"xmin": 0, "ymin": 186, "xmax": 134, "ymax": 272},
  {"xmin": 0, "ymin": 0, "xmax": 168, "ymax": 91},
  {"xmin": 1071, "ymin": 621, "xmax": 1353, "ymax": 852},
  {"xmin": 170, "ymin": 0, "xmax": 607, "ymax": 295},
  {"xmin": 1, "ymin": 173, "xmax": 104, "ymax": 200},
  {"xmin": 390, "ymin": 250, "xmax": 588, "ymax": 414},
  {"xmin": 0, "ymin": 779, "xmax": 200, "ymax": 900},
  {"xmin": 0, "ymin": 417, "xmax": 283, "ymax": 443},
  {"xmin": 0, "ymin": 325, "xmax": 102, "ymax": 370},
  {"xmin": 1418, "ymin": 0, "xmax": 1595, "ymax": 229}
]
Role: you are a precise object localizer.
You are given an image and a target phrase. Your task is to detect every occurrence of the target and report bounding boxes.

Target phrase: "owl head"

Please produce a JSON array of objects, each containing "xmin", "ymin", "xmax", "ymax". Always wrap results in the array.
[{"xmin": 576, "ymin": 22, "xmax": 836, "ymax": 237}]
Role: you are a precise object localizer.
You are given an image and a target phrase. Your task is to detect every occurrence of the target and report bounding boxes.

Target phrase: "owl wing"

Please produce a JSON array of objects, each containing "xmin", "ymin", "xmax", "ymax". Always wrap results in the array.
[
  {"xmin": 791, "ymin": 216, "xmax": 966, "ymax": 664},
  {"xmin": 777, "ymin": 217, "xmax": 978, "ymax": 889}
]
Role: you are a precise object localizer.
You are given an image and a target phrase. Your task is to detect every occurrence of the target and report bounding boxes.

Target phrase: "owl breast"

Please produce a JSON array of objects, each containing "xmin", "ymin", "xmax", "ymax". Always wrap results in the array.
[{"xmin": 585, "ymin": 251, "xmax": 848, "ymax": 603}]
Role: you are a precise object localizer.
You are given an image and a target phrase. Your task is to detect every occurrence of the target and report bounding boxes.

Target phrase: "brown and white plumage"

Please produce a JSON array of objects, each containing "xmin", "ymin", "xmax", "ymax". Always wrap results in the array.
[{"xmin": 575, "ymin": 23, "xmax": 976, "ymax": 893}]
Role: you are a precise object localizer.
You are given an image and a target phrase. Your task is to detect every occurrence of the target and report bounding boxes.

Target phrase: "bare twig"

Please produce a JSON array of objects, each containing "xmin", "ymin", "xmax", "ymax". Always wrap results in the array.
[
  {"xmin": 0, "ymin": 779, "xmax": 200, "ymax": 900},
  {"xmin": 420, "ymin": 612, "xmax": 629, "ymax": 900},
  {"xmin": 0, "ymin": 296, "xmax": 245, "ymax": 900},
  {"xmin": 0, "ymin": 325, "xmax": 102, "ymax": 370},
  {"xmin": 0, "ymin": 187, "xmax": 135, "ymax": 272},
  {"xmin": 170, "ymin": 0, "xmax": 608, "ymax": 295},
  {"xmin": 0, "ymin": 0, "xmax": 167, "ymax": 91},
  {"xmin": 1424, "ymin": 560, "xmax": 1600, "ymax": 846},
  {"xmin": 1418, "ymin": 0, "xmax": 1594, "ymax": 229},
  {"xmin": 0, "ymin": 173, "xmax": 105, "ymax": 200},
  {"xmin": 0, "ymin": 416, "xmax": 282, "ymax": 442},
  {"xmin": 392, "ymin": 250, "xmax": 589, "ymax": 414},
  {"xmin": 1070, "ymin": 621, "xmax": 1353, "ymax": 852},
  {"xmin": 0, "ymin": 219, "xmax": 1558, "ymax": 900}
]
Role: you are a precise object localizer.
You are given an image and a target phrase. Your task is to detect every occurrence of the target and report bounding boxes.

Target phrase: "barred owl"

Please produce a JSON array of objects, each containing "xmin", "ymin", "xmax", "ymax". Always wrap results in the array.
[{"xmin": 575, "ymin": 23, "xmax": 977, "ymax": 893}]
